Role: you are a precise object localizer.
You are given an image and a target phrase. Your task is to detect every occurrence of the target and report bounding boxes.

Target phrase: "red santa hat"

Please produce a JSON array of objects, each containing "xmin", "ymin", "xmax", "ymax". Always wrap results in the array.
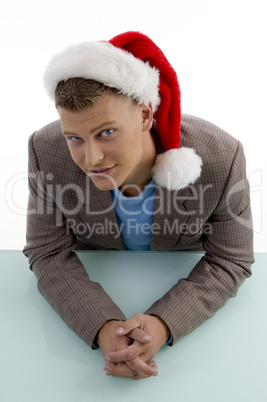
[{"xmin": 44, "ymin": 31, "xmax": 202, "ymax": 190}]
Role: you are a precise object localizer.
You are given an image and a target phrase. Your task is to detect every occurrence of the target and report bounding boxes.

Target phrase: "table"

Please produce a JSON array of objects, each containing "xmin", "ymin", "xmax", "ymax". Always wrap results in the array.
[{"xmin": 1, "ymin": 251, "xmax": 266, "ymax": 402}]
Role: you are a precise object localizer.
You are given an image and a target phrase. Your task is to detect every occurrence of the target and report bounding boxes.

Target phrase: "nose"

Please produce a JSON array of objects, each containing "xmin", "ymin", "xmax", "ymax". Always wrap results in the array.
[{"xmin": 85, "ymin": 140, "xmax": 104, "ymax": 167}]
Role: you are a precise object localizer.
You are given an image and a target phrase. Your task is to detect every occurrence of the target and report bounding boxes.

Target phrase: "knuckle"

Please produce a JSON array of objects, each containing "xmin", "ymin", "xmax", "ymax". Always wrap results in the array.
[{"xmin": 130, "ymin": 328, "xmax": 142, "ymax": 341}]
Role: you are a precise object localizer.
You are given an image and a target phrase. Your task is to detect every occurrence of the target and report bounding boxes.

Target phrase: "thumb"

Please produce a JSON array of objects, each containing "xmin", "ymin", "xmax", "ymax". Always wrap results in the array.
[
  {"xmin": 115, "ymin": 317, "xmax": 151, "ymax": 343},
  {"xmin": 115, "ymin": 315, "xmax": 141, "ymax": 336}
]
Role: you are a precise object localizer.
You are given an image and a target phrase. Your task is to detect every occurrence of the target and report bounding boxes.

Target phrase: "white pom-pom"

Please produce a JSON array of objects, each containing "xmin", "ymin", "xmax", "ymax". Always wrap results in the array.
[{"xmin": 152, "ymin": 148, "xmax": 202, "ymax": 190}]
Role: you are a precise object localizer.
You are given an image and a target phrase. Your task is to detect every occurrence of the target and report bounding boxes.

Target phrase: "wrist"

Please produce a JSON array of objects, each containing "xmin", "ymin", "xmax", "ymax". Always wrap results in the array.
[{"xmin": 151, "ymin": 315, "xmax": 170, "ymax": 344}]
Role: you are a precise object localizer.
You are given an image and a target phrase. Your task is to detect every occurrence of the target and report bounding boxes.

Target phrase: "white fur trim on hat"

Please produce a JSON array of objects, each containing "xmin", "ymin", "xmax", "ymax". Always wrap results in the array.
[
  {"xmin": 152, "ymin": 148, "xmax": 202, "ymax": 191},
  {"xmin": 43, "ymin": 41, "xmax": 161, "ymax": 110}
]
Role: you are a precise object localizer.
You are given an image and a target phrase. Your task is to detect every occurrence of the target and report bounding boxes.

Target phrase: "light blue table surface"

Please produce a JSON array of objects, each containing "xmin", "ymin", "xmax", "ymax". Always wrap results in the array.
[{"xmin": 1, "ymin": 251, "xmax": 266, "ymax": 402}]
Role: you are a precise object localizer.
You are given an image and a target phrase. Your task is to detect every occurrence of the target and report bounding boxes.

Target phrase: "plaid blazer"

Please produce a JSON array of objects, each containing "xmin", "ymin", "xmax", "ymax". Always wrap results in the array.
[{"xmin": 23, "ymin": 114, "xmax": 254, "ymax": 348}]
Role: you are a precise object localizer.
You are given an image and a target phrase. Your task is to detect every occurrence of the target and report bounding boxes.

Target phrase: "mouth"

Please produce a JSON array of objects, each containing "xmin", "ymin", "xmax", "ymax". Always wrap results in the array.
[{"xmin": 88, "ymin": 165, "xmax": 116, "ymax": 177}]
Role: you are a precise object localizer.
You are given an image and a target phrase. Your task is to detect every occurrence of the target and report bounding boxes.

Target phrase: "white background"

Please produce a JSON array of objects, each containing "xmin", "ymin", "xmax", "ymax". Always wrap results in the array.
[{"xmin": 1, "ymin": 0, "xmax": 266, "ymax": 251}]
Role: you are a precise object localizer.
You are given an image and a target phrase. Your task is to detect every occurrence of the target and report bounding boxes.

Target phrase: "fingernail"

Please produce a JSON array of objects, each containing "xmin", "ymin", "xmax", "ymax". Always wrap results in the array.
[
  {"xmin": 143, "ymin": 335, "xmax": 152, "ymax": 342},
  {"xmin": 116, "ymin": 327, "xmax": 124, "ymax": 334},
  {"xmin": 105, "ymin": 355, "xmax": 111, "ymax": 361},
  {"xmin": 104, "ymin": 365, "xmax": 110, "ymax": 372},
  {"xmin": 152, "ymin": 371, "xmax": 158, "ymax": 377}
]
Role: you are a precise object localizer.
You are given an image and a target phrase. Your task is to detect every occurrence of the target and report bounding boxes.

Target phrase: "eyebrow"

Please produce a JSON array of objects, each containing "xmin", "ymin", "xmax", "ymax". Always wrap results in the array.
[
  {"xmin": 62, "ymin": 131, "xmax": 79, "ymax": 137},
  {"xmin": 62, "ymin": 121, "xmax": 118, "ymax": 137}
]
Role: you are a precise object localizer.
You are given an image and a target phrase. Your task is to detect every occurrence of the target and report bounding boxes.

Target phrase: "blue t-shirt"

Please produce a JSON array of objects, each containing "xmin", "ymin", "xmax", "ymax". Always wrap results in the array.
[{"xmin": 110, "ymin": 180, "xmax": 156, "ymax": 250}]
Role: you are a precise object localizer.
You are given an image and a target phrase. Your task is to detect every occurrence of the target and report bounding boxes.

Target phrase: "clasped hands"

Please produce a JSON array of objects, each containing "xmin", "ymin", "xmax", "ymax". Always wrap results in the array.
[{"xmin": 97, "ymin": 313, "xmax": 170, "ymax": 380}]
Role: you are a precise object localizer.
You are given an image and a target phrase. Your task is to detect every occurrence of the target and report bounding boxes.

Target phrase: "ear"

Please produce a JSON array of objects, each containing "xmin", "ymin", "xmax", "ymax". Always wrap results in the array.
[{"xmin": 140, "ymin": 103, "xmax": 153, "ymax": 132}]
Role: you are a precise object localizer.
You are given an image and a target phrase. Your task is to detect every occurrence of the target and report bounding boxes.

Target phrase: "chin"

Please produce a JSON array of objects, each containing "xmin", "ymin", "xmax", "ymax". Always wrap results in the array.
[{"xmin": 89, "ymin": 176, "xmax": 120, "ymax": 192}]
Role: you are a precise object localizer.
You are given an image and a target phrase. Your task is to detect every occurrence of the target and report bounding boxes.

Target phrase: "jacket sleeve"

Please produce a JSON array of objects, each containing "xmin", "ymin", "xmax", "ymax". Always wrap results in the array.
[
  {"xmin": 145, "ymin": 141, "xmax": 254, "ymax": 344},
  {"xmin": 23, "ymin": 133, "xmax": 126, "ymax": 348}
]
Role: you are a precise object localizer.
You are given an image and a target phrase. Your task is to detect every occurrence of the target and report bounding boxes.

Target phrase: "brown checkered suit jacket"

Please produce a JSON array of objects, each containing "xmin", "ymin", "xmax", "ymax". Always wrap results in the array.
[{"xmin": 23, "ymin": 114, "xmax": 254, "ymax": 348}]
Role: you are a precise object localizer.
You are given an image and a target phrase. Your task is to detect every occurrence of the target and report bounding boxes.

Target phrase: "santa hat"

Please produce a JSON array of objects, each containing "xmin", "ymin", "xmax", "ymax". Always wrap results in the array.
[{"xmin": 44, "ymin": 31, "xmax": 202, "ymax": 190}]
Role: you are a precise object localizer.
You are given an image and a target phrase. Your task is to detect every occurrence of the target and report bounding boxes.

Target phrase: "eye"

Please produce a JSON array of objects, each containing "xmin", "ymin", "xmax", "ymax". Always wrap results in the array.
[
  {"xmin": 70, "ymin": 136, "xmax": 82, "ymax": 141},
  {"xmin": 99, "ymin": 129, "xmax": 114, "ymax": 137}
]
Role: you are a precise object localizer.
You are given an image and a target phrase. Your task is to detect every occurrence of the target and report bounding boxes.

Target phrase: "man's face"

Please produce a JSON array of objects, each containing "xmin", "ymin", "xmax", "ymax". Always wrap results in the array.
[{"xmin": 58, "ymin": 95, "xmax": 155, "ymax": 193}]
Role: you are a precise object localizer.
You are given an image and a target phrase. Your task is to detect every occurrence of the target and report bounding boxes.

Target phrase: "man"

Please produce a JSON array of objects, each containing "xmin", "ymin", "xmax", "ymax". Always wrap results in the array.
[{"xmin": 23, "ymin": 31, "xmax": 254, "ymax": 380}]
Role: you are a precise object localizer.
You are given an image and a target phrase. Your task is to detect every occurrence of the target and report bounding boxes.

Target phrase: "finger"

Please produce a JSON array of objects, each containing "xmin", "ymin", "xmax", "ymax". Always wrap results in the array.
[
  {"xmin": 104, "ymin": 366, "xmax": 153, "ymax": 381},
  {"xmin": 128, "ymin": 328, "xmax": 151, "ymax": 343},
  {"xmin": 115, "ymin": 316, "xmax": 142, "ymax": 336},
  {"xmin": 106, "ymin": 346, "xmax": 158, "ymax": 377},
  {"xmin": 104, "ymin": 362, "xmax": 135, "ymax": 378},
  {"xmin": 106, "ymin": 345, "xmax": 158, "ymax": 377},
  {"xmin": 126, "ymin": 357, "xmax": 158, "ymax": 377},
  {"xmin": 108, "ymin": 361, "xmax": 158, "ymax": 379},
  {"xmin": 106, "ymin": 342, "xmax": 143, "ymax": 363}
]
